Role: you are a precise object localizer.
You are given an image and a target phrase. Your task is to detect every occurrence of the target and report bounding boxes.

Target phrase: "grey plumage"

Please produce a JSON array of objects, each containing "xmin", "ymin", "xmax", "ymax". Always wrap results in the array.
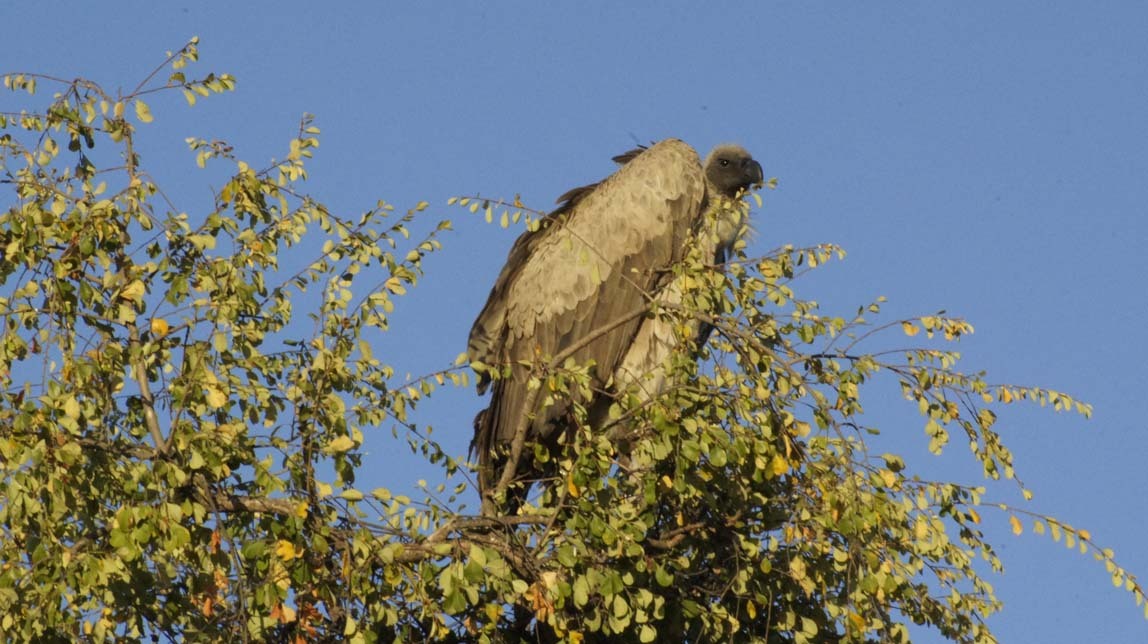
[{"xmin": 468, "ymin": 139, "xmax": 763, "ymax": 505}]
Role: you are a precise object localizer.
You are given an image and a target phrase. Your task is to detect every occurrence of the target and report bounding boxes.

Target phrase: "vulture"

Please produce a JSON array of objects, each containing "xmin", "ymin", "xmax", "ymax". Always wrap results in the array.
[{"xmin": 468, "ymin": 139, "xmax": 763, "ymax": 507}]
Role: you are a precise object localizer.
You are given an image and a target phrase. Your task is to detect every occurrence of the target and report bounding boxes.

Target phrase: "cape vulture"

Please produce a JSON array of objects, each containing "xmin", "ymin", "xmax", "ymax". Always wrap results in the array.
[{"xmin": 468, "ymin": 139, "xmax": 763, "ymax": 508}]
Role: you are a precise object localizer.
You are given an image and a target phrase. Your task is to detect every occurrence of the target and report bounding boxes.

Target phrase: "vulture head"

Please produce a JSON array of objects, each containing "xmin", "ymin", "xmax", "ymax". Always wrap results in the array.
[
  {"xmin": 704, "ymin": 144, "xmax": 764, "ymax": 251},
  {"xmin": 704, "ymin": 144, "xmax": 764, "ymax": 197}
]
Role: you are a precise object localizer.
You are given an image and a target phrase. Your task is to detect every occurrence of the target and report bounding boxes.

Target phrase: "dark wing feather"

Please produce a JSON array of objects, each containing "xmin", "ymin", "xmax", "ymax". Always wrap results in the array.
[
  {"xmin": 610, "ymin": 144, "xmax": 650, "ymax": 165},
  {"xmin": 468, "ymin": 139, "xmax": 706, "ymax": 491},
  {"xmin": 551, "ymin": 143, "xmax": 654, "ymax": 213},
  {"xmin": 468, "ymin": 210, "xmax": 566, "ymax": 394}
]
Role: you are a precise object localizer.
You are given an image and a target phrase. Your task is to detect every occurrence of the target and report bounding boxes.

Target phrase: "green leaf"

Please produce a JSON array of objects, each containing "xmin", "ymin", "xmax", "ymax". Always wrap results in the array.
[
  {"xmin": 187, "ymin": 450, "xmax": 205, "ymax": 470},
  {"xmin": 62, "ymin": 397, "xmax": 81, "ymax": 420},
  {"xmin": 573, "ymin": 576, "xmax": 590, "ymax": 607}
]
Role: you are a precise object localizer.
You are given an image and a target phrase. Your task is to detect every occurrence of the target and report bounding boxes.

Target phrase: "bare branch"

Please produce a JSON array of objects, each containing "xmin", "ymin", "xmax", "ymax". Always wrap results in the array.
[{"xmin": 127, "ymin": 322, "xmax": 168, "ymax": 454}]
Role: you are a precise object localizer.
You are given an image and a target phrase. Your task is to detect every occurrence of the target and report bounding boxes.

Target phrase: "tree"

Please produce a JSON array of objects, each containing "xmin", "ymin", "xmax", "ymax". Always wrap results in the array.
[{"xmin": 0, "ymin": 41, "xmax": 1142, "ymax": 643}]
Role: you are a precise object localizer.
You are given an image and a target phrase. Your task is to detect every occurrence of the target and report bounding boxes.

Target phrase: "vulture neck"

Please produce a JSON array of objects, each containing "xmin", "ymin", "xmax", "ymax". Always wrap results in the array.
[{"xmin": 703, "ymin": 191, "xmax": 750, "ymax": 259}]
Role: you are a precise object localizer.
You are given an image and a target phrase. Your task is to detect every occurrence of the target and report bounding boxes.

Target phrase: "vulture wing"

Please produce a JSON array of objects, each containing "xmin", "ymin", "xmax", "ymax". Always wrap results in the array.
[{"xmin": 468, "ymin": 139, "xmax": 707, "ymax": 493}]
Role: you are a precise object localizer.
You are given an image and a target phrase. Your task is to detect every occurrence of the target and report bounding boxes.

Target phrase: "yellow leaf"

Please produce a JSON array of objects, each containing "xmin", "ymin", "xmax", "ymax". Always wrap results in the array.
[
  {"xmin": 325, "ymin": 435, "xmax": 355, "ymax": 454},
  {"xmin": 901, "ymin": 321, "xmax": 919, "ymax": 337},
  {"xmin": 789, "ymin": 557, "xmax": 807, "ymax": 581},
  {"xmin": 278, "ymin": 603, "xmax": 296, "ymax": 622},
  {"xmin": 1078, "ymin": 528, "xmax": 1091, "ymax": 541},
  {"xmin": 879, "ymin": 469, "xmax": 897, "ymax": 487},
  {"xmin": 294, "ymin": 502, "xmax": 309, "ymax": 519},
  {"xmin": 484, "ymin": 603, "xmax": 501, "ymax": 623},
  {"xmin": 384, "ymin": 277, "xmax": 406, "ymax": 295},
  {"xmin": 275, "ymin": 540, "xmax": 299, "ymax": 561},
  {"xmin": 150, "ymin": 318, "xmax": 170, "ymax": 337},
  {"xmin": 205, "ymin": 386, "xmax": 228, "ymax": 409},
  {"xmin": 1010, "ymin": 515, "xmax": 1023, "ymax": 536},
  {"xmin": 119, "ymin": 280, "xmax": 146, "ymax": 303},
  {"xmin": 968, "ymin": 509, "xmax": 981, "ymax": 524},
  {"xmin": 566, "ymin": 472, "xmax": 581, "ymax": 498},
  {"xmin": 63, "ymin": 397, "xmax": 81, "ymax": 420},
  {"xmin": 134, "ymin": 99, "xmax": 154, "ymax": 123},
  {"xmin": 768, "ymin": 454, "xmax": 789, "ymax": 477}
]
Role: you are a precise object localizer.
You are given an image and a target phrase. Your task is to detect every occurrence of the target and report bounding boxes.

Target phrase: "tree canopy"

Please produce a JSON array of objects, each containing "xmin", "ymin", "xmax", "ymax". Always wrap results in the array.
[{"xmin": 0, "ymin": 41, "xmax": 1142, "ymax": 643}]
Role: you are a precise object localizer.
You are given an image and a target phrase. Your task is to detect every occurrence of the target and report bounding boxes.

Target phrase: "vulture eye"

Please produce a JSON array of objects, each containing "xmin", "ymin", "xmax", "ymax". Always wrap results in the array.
[{"xmin": 719, "ymin": 159, "xmax": 730, "ymax": 167}]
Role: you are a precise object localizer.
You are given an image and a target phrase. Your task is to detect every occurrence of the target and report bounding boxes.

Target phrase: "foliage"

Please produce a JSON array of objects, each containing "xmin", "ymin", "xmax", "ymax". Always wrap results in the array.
[{"xmin": 0, "ymin": 41, "xmax": 1142, "ymax": 642}]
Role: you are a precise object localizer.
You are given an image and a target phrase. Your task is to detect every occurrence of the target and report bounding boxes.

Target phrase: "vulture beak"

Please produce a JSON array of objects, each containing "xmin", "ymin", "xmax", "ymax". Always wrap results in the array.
[{"xmin": 746, "ymin": 158, "xmax": 764, "ymax": 190}]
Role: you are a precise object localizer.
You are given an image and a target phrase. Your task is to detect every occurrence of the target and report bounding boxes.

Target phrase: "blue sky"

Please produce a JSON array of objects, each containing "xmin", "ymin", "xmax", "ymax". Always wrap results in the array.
[{"xmin": 4, "ymin": 2, "xmax": 1147, "ymax": 641}]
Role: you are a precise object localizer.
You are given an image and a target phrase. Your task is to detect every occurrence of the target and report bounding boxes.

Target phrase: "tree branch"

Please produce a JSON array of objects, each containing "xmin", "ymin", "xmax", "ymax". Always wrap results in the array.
[
  {"xmin": 127, "ymin": 322, "xmax": 168, "ymax": 454},
  {"xmin": 198, "ymin": 490, "xmax": 299, "ymax": 517}
]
